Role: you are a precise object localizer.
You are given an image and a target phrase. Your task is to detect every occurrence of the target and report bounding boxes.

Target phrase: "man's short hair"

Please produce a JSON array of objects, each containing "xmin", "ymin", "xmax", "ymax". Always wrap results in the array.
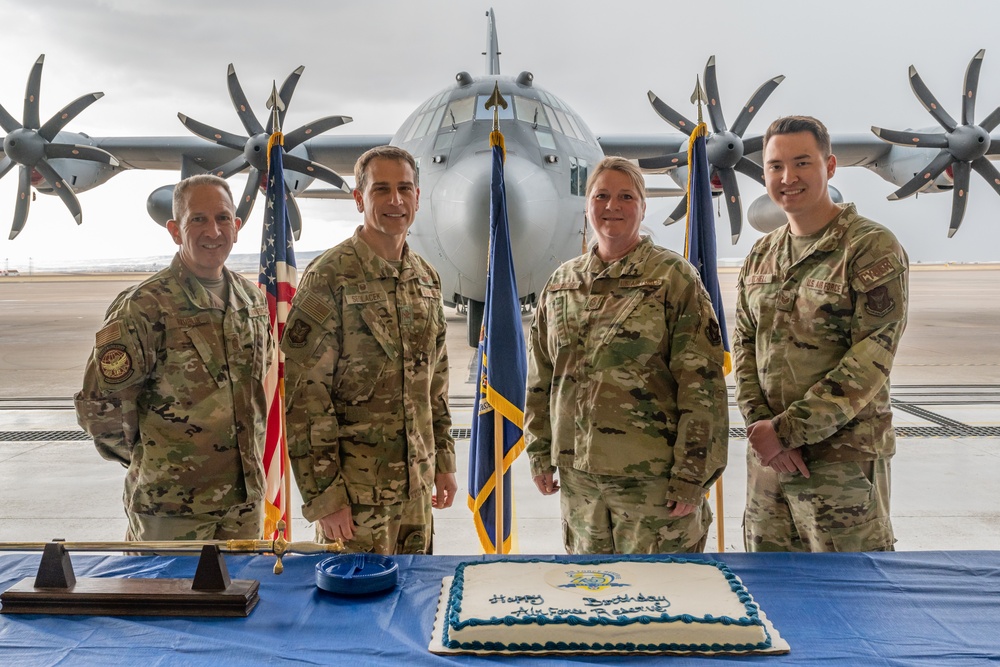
[
  {"xmin": 354, "ymin": 146, "xmax": 419, "ymax": 193},
  {"xmin": 764, "ymin": 116, "xmax": 833, "ymax": 157},
  {"xmin": 585, "ymin": 156, "xmax": 646, "ymax": 204},
  {"xmin": 172, "ymin": 174, "xmax": 236, "ymax": 221}
]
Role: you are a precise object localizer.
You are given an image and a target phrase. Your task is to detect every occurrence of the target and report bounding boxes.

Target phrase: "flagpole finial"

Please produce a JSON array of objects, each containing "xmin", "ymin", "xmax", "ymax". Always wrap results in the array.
[
  {"xmin": 266, "ymin": 81, "xmax": 285, "ymax": 134},
  {"xmin": 485, "ymin": 82, "xmax": 508, "ymax": 133},
  {"xmin": 690, "ymin": 75, "xmax": 707, "ymax": 125}
]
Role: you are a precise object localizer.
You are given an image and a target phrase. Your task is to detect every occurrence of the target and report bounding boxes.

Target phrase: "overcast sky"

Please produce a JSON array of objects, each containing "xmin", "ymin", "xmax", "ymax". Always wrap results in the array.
[{"xmin": 0, "ymin": 0, "xmax": 998, "ymax": 269}]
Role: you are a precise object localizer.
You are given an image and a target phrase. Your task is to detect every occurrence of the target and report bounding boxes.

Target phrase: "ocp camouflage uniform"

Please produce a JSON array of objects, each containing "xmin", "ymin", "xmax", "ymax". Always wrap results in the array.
[
  {"xmin": 282, "ymin": 228, "xmax": 455, "ymax": 555},
  {"xmin": 734, "ymin": 203, "xmax": 908, "ymax": 552},
  {"xmin": 525, "ymin": 237, "xmax": 728, "ymax": 554},
  {"xmin": 74, "ymin": 255, "xmax": 272, "ymax": 540}
]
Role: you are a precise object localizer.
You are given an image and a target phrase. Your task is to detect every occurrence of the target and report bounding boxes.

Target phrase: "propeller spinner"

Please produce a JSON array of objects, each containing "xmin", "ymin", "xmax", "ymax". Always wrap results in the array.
[
  {"xmin": 640, "ymin": 56, "xmax": 784, "ymax": 243},
  {"xmin": 872, "ymin": 50, "xmax": 1000, "ymax": 237},
  {"xmin": 0, "ymin": 55, "xmax": 120, "ymax": 239},
  {"xmin": 177, "ymin": 64, "xmax": 353, "ymax": 240}
]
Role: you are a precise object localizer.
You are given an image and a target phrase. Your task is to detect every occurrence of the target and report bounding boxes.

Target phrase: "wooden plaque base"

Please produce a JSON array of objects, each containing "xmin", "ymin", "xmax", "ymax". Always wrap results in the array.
[{"xmin": 0, "ymin": 542, "xmax": 260, "ymax": 617}]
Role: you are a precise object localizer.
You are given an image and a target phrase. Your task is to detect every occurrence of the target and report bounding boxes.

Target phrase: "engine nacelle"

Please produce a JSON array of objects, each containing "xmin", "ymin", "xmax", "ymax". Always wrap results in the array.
[
  {"xmin": 747, "ymin": 186, "xmax": 843, "ymax": 234},
  {"xmin": 146, "ymin": 185, "xmax": 175, "ymax": 227},
  {"xmin": 865, "ymin": 143, "xmax": 954, "ymax": 193}
]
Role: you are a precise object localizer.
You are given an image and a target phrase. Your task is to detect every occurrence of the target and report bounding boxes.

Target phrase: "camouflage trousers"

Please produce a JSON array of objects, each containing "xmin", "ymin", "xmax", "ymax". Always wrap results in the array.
[
  {"xmin": 744, "ymin": 451, "xmax": 895, "ymax": 552},
  {"xmin": 559, "ymin": 467, "xmax": 712, "ymax": 555},
  {"xmin": 314, "ymin": 494, "xmax": 433, "ymax": 555},
  {"xmin": 125, "ymin": 501, "xmax": 263, "ymax": 541}
]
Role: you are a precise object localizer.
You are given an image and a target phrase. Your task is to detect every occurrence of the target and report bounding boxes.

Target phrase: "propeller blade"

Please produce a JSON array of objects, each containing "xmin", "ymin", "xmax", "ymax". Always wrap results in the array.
[
  {"xmin": 717, "ymin": 166, "xmax": 743, "ymax": 243},
  {"xmin": 647, "ymin": 91, "xmax": 695, "ymax": 135},
  {"xmin": 0, "ymin": 156, "xmax": 13, "ymax": 180},
  {"xmin": 38, "ymin": 92, "xmax": 104, "ymax": 142},
  {"xmin": 730, "ymin": 75, "xmax": 785, "ymax": 138},
  {"xmin": 286, "ymin": 189, "xmax": 302, "ymax": 241},
  {"xmin": 0, "ymin": 101, "xmax": 20, "ymax": 134},
  {"xmin": 663, "ymin": 194, "xmax": 688, "ymax": 226},
  {"xmin": 44, "ymin": 143, "xmax": 119, "ymax": 166},
  {"xmin": 209, "ymin": 155, "xmax": 250, "ymax": 180},
  {"xmin": 971, "ymin": 157, "xmax": 1000, "ymax": 197},
  {"xmin": 979, "ymin": 105, "xmax": 1000, "ymax": 133},
  {"xmin": 888, "ymin": 149, "xmax": 953, "ymax": 200},
  {"xmin": 267, "ymin": 66, "xmax": 305, "ymax": 135},
  {"xmin": 961, "ymin": 49, "xmax": 985, "ymax": 127},
  {"xmin": 226, "ymin": 64, "xmax": 265, "ymax": 137},
  {"xmin": 235, "ymin": 168, "xmax": 262, "ymax": 223},
  {"xmin": 742, "ymin": 135, "xmax": 764, "ymax": 156},
  {"xmin": 9, "ymin": 166, "xmax": 31, "ymax": 239},
  {"xmin": 177, "ymin": 113, "xmax": 247, "ymax": 151},
  {"xmin": 948, "ymin": 160, "xmax": 971, "ymax": 237},
  {"xmin": 284, "ymin": 115, "xmax": 352, "ymax": 151},
  {"xmin": 908, "ymin": 65, "xmax": 958, "ymax": 132},
  {"xmin": 282, "ymin": 153, "xmax": 351, "ymax": 192},
  {"xmin": 733, "ymin": 156, "xmax": 764, "ymax": 185},
  {"xmin": 703, "ymin": 56, "xmax": 727, "ymax": 133},
  {"xmin": 871, "ymin": 127, "xmax": 949, "ymax": 149},
  {"xmin": 637, "ymin": 151, "xmax": 688, "ymax": 172},
  {"xmin": 23, "ymin": 55, "xmax": 44, "ymax": 130},
  {"xmin": 35, "ymin": 159, "xmax": 82, "ymax": 224}
]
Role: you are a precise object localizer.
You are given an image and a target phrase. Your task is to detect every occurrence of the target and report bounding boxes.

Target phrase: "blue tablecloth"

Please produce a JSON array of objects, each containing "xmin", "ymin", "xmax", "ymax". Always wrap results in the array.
[{"xmin": 0, "ymin": 551, "xmax": 998, "ymax": 665}]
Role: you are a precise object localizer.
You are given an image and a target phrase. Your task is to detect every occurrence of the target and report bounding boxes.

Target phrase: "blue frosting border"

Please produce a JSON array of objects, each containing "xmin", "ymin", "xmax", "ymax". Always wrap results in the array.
[{"xmin": 442, "ymin": 556, "xmax": 773, "ymax": 653}]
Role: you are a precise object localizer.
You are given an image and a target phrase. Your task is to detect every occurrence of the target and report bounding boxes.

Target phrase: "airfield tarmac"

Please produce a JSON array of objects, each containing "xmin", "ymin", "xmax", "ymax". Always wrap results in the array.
[{"xmin": 0, "ymin": 266, "xmax": 998, "ymax": 554}]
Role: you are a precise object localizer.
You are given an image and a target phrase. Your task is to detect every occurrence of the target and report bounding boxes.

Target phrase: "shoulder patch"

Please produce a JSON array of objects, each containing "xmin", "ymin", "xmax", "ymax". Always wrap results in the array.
[
  {"xmin": 95, "ymin": 321, "xmax": 123, "ymax": 347},
  {"xmin": 856, "ymin": 255, "xmax": 904, "ymax": 290},
  {"xmin": 98, "ymin": 343, "xmax": 133, "ymax": 384},
  {"xmin": 298, "ymin": 292, "xmax": 332, "ymax": 324},
  {"xmin": 285, "ymin": 318, "xmax": 312, "ymax": 348}
]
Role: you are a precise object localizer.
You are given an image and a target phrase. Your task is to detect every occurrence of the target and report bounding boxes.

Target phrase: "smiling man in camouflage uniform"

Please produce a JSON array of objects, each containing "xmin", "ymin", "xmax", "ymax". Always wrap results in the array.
[
  {"xmin": 734, "ymin": 116, "xmax": 909, "ymax": 552},
  {"xmin": 282, "ymin": 146, "xmax": 456, "ymax": 555},
  {"xmin": 75, "ymin": 174, "xmax": 272, "ymax": 541}
]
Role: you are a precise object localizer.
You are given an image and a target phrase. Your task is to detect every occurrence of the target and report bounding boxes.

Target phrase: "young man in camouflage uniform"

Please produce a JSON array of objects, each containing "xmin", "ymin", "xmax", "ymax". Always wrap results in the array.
[
  {"xmin": 75, "ymin": 175, "xmax": 272, "ymax": 541},
  {"xmin": 525, "ymin": 157, "xmax": 728, "ymax": 554},
  {"xmin": 734, "ymin": 116, "xmax": 909, "ymax": 552},
  {"xmin": 282, "ymin": 146, "xmax": 456, "ymax": 555}
]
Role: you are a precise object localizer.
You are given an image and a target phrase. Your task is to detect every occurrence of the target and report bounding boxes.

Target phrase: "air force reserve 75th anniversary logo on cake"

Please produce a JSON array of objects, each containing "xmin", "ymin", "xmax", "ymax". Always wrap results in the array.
[{"xmin": 544, "ymin": 568, "xmax": 630, "ymax": 593}]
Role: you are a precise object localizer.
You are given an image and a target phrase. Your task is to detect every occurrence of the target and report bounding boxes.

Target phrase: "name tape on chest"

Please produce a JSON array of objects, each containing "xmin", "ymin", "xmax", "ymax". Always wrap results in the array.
[
  {"xmin": 347, "ymin": 291, "xmax": 388, "ymax": 305},
  {"xmin": 618, "ymin": 278, "xmax": 663, "ymax": 289},
  {"xmin": 744, "ymin": 273, "xmax": 774, "ymax": 285}
]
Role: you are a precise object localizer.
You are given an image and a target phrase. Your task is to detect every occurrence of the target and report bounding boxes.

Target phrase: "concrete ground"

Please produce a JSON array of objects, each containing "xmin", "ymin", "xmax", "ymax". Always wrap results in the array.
[{"xmin": 1, "ymin": 266, "xmax": 998, "ymax": 553}]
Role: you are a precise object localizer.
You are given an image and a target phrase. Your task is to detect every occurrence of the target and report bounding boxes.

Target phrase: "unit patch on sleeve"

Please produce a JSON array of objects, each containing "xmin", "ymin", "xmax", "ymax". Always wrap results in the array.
[
  {"xmin": 865, "ymin": 285, "xmax": 896, "ymax": 317},
  {"xmin": 99, "ymin": 344, "xmax": 133, "ymax": 384},
  {"xmin": 286, "ymin": 319, "xmax": 312, "ymax": 348}
]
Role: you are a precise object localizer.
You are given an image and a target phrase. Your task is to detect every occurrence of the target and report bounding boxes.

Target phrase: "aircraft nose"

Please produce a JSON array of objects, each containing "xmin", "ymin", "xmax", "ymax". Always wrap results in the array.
[{"xmin": 428, "ymin": 152, "xmax": 560, "ymax": 301}]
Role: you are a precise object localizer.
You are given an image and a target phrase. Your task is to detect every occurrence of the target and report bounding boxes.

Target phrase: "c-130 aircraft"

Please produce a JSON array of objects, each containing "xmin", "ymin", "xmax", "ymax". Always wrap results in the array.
[{"xmin": 1, "ymin": 9, "xmax": 998, "ymax": 346}]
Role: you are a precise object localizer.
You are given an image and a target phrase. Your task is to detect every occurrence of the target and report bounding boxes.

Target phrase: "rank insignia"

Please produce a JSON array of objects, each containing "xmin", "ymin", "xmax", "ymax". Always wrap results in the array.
[
  {"xmin": 865, "ymin": 285, "xmax": 895, "ymax": 317},
  {"xmin": 99, "ymin": 344, "xmax": 133, "ymax": 384},
  {"xmin": 286, "ymin": 319, "xmax": 312, "ymax": 348}
]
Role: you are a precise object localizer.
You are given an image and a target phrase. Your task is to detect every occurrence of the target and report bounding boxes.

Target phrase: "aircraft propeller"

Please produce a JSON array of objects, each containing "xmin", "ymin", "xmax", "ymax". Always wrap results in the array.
[
  {"xmin": 639, "ymin": 56, "xmax": 784, "ymax": 243},
  {"xmin": 872, "ymin": 50, "xmax": 1000, "ymax": 237},
  {"xmin": 177, "ymin": 64, "xmax": 353, "ymax": 239},
  {"xmin": 0, "ymin": 55, "xmax": 120, "ymax": 240}
]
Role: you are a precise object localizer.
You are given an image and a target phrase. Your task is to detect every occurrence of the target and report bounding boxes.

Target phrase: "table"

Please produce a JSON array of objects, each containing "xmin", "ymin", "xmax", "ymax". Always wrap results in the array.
[{"xmin": 1, "ymin": 551, "xmax": 998, "ymax": 665}]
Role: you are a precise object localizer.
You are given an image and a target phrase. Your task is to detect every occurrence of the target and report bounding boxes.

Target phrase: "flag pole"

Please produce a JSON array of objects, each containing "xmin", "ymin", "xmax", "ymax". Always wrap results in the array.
[
  {"xmin": 488, "ymin": 82, "xmax": 507, "ymax": 556},
  {"xmin": 689, "ymin": 76, "xmax": 724, "ymax": 552}
]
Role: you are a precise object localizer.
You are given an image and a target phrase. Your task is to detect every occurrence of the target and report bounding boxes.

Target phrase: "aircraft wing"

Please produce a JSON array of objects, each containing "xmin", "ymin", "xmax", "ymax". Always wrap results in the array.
[{"xmin": 94, "ymin": 135, "xmax": 393, "ymax": 174}]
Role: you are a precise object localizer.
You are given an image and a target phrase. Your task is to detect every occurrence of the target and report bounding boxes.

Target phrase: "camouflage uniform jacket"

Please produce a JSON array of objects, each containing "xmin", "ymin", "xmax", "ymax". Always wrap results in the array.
[
  {"xmin": 733, "ymin": 203, "xmax": 909, "ymax": 462},
  {"xmin": 525, "ymin": 237, "xmax": 729, "ymax": 507},
  {"xmin": 74, "ymin": 254, "xmax": 272, "ymax": 516},
  {"xmin": 281, "ymin": 228, "xmax": 455, "ymax": 522}
]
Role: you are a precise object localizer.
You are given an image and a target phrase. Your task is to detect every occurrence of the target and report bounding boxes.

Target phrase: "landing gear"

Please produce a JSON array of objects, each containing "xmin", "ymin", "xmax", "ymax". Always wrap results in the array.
[{"xmin": 467, "ymin": 299, "xmax": 484, "ymax": 348}]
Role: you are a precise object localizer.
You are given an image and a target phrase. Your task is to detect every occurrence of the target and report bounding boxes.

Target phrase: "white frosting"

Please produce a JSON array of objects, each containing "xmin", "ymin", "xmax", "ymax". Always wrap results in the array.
[{"xmin": 444, "ymin": 560, "xmax": 771, "ymax": 653}]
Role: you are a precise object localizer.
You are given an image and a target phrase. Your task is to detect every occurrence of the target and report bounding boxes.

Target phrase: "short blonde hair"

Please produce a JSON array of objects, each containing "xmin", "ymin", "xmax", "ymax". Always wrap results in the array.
[{"xmin": 585, "ymin": 156, "xmax": 646, "ymax": 204}]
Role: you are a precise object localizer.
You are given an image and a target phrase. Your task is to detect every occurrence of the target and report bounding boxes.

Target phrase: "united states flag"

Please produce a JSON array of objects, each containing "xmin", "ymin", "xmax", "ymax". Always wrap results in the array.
[{"xmin": 257, "ymin": 131, "xmax": 297, "ymax": 539}]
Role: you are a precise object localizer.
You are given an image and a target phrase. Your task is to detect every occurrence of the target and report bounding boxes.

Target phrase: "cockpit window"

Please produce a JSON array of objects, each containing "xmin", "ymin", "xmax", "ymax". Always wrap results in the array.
[
  {"xmin": 514, "ymin": 96, "xmax": 550, "ymax": 128},
  {"xmin": 474, "ymin": 94, "xmax": 516, "ymax": 121},
  {"xmin": 553, "ymin": 109, "xmax": 580, "ymax": 140},
  {"xmin": 441, "ymin": 97, "xmax": 475, "ymax": 128}
]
